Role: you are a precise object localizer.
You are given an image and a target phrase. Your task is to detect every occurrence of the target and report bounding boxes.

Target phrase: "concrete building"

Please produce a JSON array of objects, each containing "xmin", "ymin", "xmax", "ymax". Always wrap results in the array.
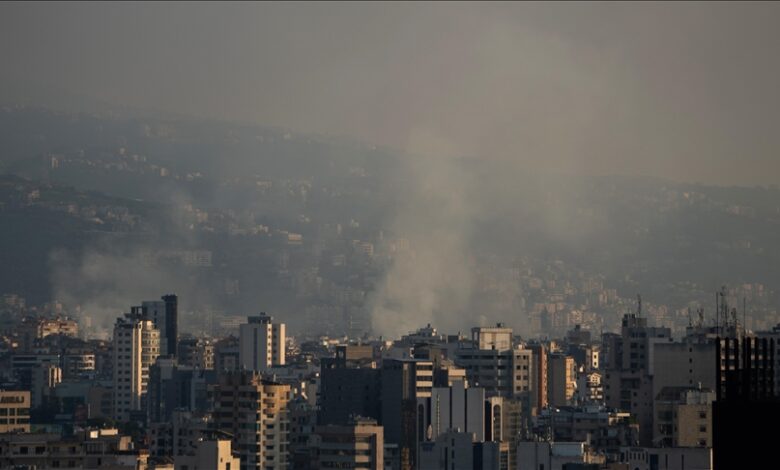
[
  {"xmin": 335, "ymin": 344, "xmax": 375, "ymax": 363},
  {"xmin": 0, "ymin": 390, "xmax": 31, "ymax": 433},
  {"xmin": 486, "ymin": 396, "xmax": 523, "ymax": 470},
  {"xmin": 755, "ymin": 323, "xmax": 780, "ymax": 396},
  {"xmin": 575, "ymin": 371, "xmax": 603, "ymax": 404},
  {"xmin": 432, "ymin": 362, "xmax": 468, "ymax": 387},
  {"xmin": 113, "ymin": 311, "xmax": 160, "ymax": 421},
  {"xmin": 10, "ymin": 353, "xmax": 60, "ymax": 390},
  {"xmin": 651, "ymin": 339, "xmax": 716, "ymax": 399},
  {"xmin": 548, "ymin": 354, "xmax": 576, "ymax": 407},
  {"xmin": 0, "ymin": 428, "xmax": 144, "ymax": 469},
  {"xmin": 380, "ymin": 358, "xmax": 433, "ymax": 470},
  {"xmin": 418, "ymin": 379, "xmax": 486, "ymax": 442},
  {"xmin": 85, "ymin": 384, "xmax": 114, "ymax": 420},
  {"xmin": 142, "ymin": 294, "xmax": 179, "ymax": 358},
  {"xmin": 566, "ymin": 324, "xmax": 592, "ymax": 346},
  {"xmin": 31, "ymin": 363, "xmax": 61, "ymax": 408},
  {"xmin": 472, "ymin": 323, "xmax": 514, "ymax": 351},
  {"xmin": 516, "ymin": 441, "xmax": 604, "ymax": 470},
  {"xmin": 532, "ymin": 406, "xmax": 638, "ymax": 449},
  {"xmin": 713, "ymin": 336, "xmax": 777, "ymax": 470},
  {"xmin": 288, "ymin": 397, "xmax": 317, "ymax": 469},
  {"xmin": 602, "ymin": 314, "xmax": 672, "ymax": 446},
  {"xmin": 214, "ymin": 371, "xmax": 291, "ymax": 470},
  {"xmin": 456, "ymin": 344, "xmax": 533, "ymax": 399},
  {"xmin": 18, "ymin": 316, "xmax": 79, "ymax": 351},
  {"xmin": 173, "ymin": 432, "xmax": 241, "ymax": 470},
  {"xmin": 567, "ymin": 343, "xmax": 600, "ymax": 375},
  {"xmin": 239, "ymin": 314, "xmax": 286, "ymax": 372},
  {"xmin": 63, "ymin": 350, "xmax": 96, "ymax": 378},
  {"xmin": 149, "ymin": 411, "xmax": 212, "ymax": 460},
  {"xmin": 147, "ymin": 359, "xmax": 216, "ymax": 424},
  {"xmin": 312, "ymin": 418, "xmax": 384, "ymax": 470},
  {"xmin": 214, "ymin": 336, "xmax": 240, "ymax": 372},
  {"xmin": 654, "ymin": 386, "xmax": 713, "ymax": 448},
  {"xmin": 529, "ymin": 343, "xmax": 549, "ymax": 412},
  {"xmin": 319, "ymin": 357, "xmax": 381, "ymax": 425},
  {"xmin": 613, "ymin": 446, "xmax": 712, "ymax": 470},
  {"xmin": 177, "ymin": 337, "xmax": 215, "ymax": 370},
  {"xmin": 418, "ymin": 430, "xmax": 475, "ymax": 470},
  {"xmin": 37, "ymin": 316, "xmax": 80, "ymax": 338}
]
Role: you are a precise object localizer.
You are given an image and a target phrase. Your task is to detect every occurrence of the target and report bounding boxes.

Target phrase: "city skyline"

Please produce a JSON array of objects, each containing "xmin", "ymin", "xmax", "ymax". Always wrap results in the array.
[{"xmin": 0, "ymin": 2, "xmax": 778, "ymax": 469}]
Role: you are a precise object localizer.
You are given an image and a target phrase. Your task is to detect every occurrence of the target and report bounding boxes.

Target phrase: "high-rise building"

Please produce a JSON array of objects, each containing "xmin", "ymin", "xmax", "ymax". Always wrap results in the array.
[
  {"xmin": 239, "ymin": 314, "xmax": 285, "ymax": 372},
  {"xmin": 381, "ymin": 359, "xmax": 434, "ymax": 470},
  {"xmin": 112, "ymin": 311, "xmax": 160, "ymax": 421},
  {"xmin": 547, "ymin": 353, "xmax": 576, "ymax": 407},
  {"xmin": 486, "ymin": 396, "xmax": 523, "ymax": 470},
  {"xmin": 756, "ymin": 323, "xmax": 780, "ymax": 396},
  {"xmin": 713, "ymin": 336, "xmax": 778, "ymax": 469},
  {"xmin": 149, "ymin": 410, "xmax": 205, "ymax": 459},
  {"xmin": 319, "ymin": 356, "xmax": 381, "ymax": 425},
  {"xmin": 62, "ymin": 350, "xmax": 96, "ymax": 379},
  {"xmin": 177, "ymin": 337, "xmax": 215, "ymax": 370},
  {"xmin": 147, "ymin": 358, "xmax": 215, "ymax": 424},
  {"xmin": 532, "ymin": 406, "xmax": 638, "ymax": 448},
  {"xmin": 471, "ymin": 323, "xmax": 513, "ymax": 351},
  {"xmin": 31, "ymin": 363, "xmax": 61, "ymax": 408},
  {"xmin": 529, "ymin": 343, "xmax": 549, "ymax": 412},
  {"xmin": 0, "ymin": 390, "xmax": 31, "ymax": 433},
  {"xmin": 141, "ymin": 294, "xmax": 178, "ymax": 357},
  {"xmin": 575, "ymin": 370, "xmax": 604, "ymax": 404},
  {"xmin": 418, "ymin": 379, "xmax": 485, "ymax": 442},
  {"xmin": 602, "ymin": 314, "xmax": 672, "ymax": 445},
  {"xmin": 312, "ymin": 418, "xmax": 384, "ymax": 470},
  {"xmin": 214, "ymin": 371, "xmax": 291, "ymax": 470},
  {"xmin": 654, "ymin": 386, "xmax": 714, "ymax": 448},
  {"xmin": 214, "ymin": 336, "xmax": 240, "ymax": 372},
  {"xmin": 288, "ymin": 397, "xmax": 317, "ymax": 469},
  {"xmin": 455, "ymin": 339, "xmax": 533, "ymax": 399},
  {"xmin": 418, "ymin": 430, "xmax": 476, "ymax": 470},
  {"xmin": 651, "ymin": 336, "xmax": 717, "ymax": 399}
]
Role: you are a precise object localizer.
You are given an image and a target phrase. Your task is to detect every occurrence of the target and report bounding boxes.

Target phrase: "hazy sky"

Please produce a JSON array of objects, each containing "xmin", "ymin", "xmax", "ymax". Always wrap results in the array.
[{"xmin": 2, "ymin": 2, "xmax": 780, "ymax": 184}]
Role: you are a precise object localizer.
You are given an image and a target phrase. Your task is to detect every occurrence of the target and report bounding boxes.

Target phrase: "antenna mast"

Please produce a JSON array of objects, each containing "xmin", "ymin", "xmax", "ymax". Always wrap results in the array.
[
  {"xmin": 719, "ymin": 286, "xmax": 728, "ymax": 335},
  {"xmin": 715, "ymin": 291, "xmax": 719, "ymax": 334}
]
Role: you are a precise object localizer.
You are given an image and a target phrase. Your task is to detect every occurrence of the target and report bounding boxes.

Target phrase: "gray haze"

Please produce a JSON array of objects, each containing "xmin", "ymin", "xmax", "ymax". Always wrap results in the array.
[
  {"xmin": 2, "ymin": 3, "xmax": 780, "ymax": 338},
  {"xmin": 2, "ymin": 2, "xmax": 780, "ymax": 185}
]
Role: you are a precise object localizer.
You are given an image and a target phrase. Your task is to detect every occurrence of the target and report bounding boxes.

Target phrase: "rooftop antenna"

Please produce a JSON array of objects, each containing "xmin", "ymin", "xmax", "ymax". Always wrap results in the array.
[
  {"xmin": 688, "ymin": 307, "xmax": 693, "ymax": 327},
  {"xmin": 715, "ymin": 291, "xmax": 719, "ymax": 334},
  {"xmin": 637, "ymin": 294, "xmax": 642, "ymax": 317},
  {"xmin": 723, "ymin": 286, "xmax": 730, "ymax": 334},
  {"xmin": 697, "ymin": 308, "xmax": 705, "ymax": 328}
]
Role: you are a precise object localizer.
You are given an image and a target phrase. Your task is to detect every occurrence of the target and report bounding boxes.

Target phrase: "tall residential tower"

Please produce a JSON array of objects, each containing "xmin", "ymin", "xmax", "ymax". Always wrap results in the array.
[{"xmin": 239, "ymin": 313, "xmax": 286, "ymax": 372}]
